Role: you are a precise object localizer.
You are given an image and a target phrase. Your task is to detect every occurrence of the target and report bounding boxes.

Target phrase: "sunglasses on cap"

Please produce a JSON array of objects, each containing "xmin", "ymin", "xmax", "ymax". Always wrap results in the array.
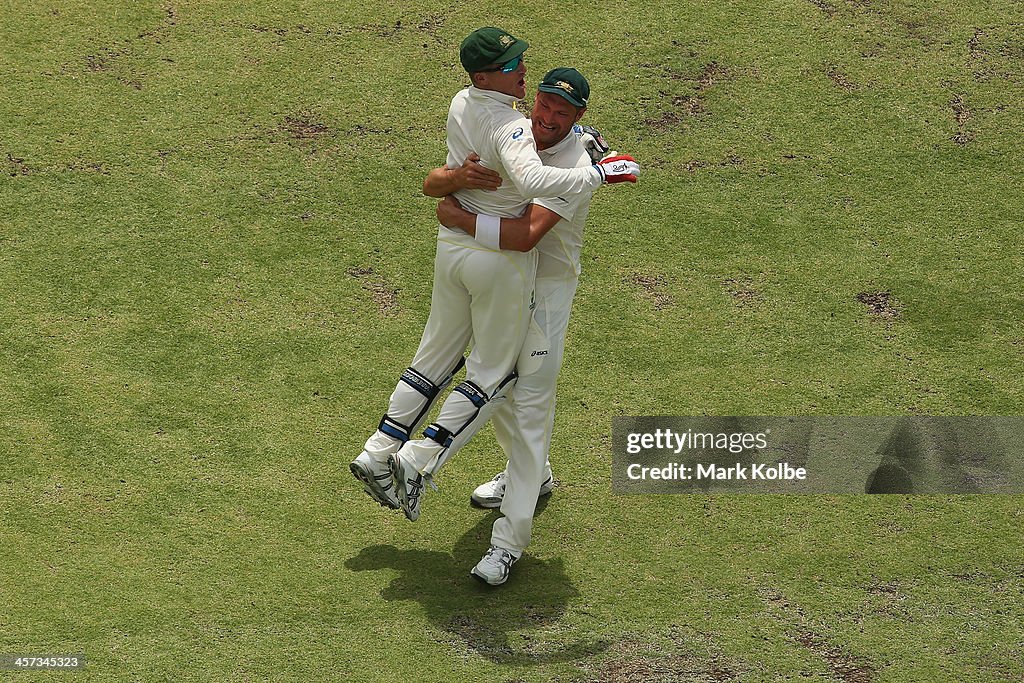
[{"xmin": 480, "ymin": 54, "xmax": 523, "ymax": 73}]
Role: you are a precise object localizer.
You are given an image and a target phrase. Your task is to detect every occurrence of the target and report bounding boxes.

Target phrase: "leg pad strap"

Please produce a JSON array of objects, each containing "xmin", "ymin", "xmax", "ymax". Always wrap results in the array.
[
  {"xmin": 379, "ymin": 415, "xmax": 412, "ymax": 443},
  {"xmin": 400, "ymin": 367, "xmax": 441, "ymax": 399},
  {"xmin": 453, "ymin": 380, "xmax": 489, "ymax": 408},
  {"xmin": 424, "ymin": 423, "xmax": 454, "ymax": 448}
]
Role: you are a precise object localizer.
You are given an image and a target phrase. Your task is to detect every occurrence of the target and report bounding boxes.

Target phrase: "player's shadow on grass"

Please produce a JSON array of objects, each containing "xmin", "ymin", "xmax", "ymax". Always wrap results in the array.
[{"xmin": 345, "ymin": 500, "xmax": 609, "ymax": 665}]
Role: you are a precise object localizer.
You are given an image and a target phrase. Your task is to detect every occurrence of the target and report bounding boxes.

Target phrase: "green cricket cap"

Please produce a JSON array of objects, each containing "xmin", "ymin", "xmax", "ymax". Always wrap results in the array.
[
  {"xmin": 460, "ymin": 27, "xmax": 529, "ymax": 73},
  {"xmin": 538, "ymin": 67, "xmax": 590, "ymax": 107}
]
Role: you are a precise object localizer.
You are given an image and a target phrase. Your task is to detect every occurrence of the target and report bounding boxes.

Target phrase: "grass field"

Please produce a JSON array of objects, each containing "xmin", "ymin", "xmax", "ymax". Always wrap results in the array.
[{"xmin": 2, "ymin": 0, "xmax": 1022, "ymax": 681}]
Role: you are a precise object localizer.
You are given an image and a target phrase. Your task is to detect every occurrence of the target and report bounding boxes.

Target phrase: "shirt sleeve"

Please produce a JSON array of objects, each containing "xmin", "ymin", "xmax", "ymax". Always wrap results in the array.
[
  {"xmin": 533, "ymin": 148, "xmax": 598, "ymax": 222},
  {"xmin": 533, "ymin": 190, "xmax": 588, "ymax": 223},
  {"xmin": 494, "ymin": 120, "xmax": 602, "ymax": 198}
]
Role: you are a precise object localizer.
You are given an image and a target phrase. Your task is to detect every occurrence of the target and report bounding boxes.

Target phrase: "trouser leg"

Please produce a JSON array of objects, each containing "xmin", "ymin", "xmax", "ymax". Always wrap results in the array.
[
  {"xmin": 399, "ymin": 248, "xmax": 538, "ymax": 474},
  {"xmin": 491, "ymin": 277, "xmax": 578, "ymax": 553},
  {"xmin": 362, "ymin": 239, "xmax": 473, "ymax": 462}
]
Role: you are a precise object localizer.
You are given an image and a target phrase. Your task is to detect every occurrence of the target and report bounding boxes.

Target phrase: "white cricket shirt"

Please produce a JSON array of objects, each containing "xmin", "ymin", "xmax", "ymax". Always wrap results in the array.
[
  {"xmin": 444, "ymin": 87, "xmax": 601, "ymax": 220},
  {"xmin": 533, "ymin": 132, "xmax": 596, "ymax": 280}
]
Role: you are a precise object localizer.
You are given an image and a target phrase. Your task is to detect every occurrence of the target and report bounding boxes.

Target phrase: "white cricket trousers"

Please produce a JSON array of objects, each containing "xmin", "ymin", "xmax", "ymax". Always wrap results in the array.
[
  {"xmin": 365, "ymin": 228, "xmax": 537, "ymax": 471},
  {"xmin": 490, "ymin": 275, "xmax": 579, "ymax": 554}
]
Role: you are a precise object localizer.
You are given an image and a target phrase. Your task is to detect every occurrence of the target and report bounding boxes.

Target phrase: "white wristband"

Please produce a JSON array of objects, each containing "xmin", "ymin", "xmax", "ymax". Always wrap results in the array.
[{"xmin": 475, "ymin": 213, "xmax": 501, "ymax": 250}]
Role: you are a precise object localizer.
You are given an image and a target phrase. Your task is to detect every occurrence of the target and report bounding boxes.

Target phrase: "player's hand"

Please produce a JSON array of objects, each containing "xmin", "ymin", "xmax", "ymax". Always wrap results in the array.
[
  {"xmin": 436, "ymin": 195, "xmax": 471, "ymax": 229},
  {"xmin": 449, "ymin": 153, "xmax": 502, "ymax": 191},
  {"xmin": 594, "ymin": 154, "xmax": 640, "ymax": 184},
  {"xmin": 573, "ymin": 124, "xmax": 610, "ymax": 163}
]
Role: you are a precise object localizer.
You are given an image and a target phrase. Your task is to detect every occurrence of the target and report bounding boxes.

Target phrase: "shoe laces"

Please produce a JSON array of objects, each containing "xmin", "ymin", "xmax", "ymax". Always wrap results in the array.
[
  {"xmin": 406, "ymin": 471, "xmax": 438, "ymax": 498},
  {"xmin": 485, "ymin": 545, "xmax": 516, "ymax": 568}
]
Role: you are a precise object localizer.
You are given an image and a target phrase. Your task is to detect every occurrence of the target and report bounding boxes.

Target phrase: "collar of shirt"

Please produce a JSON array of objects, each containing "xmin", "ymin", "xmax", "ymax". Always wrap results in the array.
[
  {"xmin": 467, "ymin": 86, "xmax": 520, "ymax": 108},
  {"xmin": 539, "ymin": 129, "xmax": 578, "ymax": 158}
]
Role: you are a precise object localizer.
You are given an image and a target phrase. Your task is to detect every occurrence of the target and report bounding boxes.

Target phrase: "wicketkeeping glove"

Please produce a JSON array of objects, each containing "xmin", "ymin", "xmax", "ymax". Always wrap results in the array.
[
  {"xmin": 573, "ymin": 124, "xmax": 610, "ymax": 163},
  {"xmin": 593, "ymin": 154, "xmax": 640, "ymax": 184}
]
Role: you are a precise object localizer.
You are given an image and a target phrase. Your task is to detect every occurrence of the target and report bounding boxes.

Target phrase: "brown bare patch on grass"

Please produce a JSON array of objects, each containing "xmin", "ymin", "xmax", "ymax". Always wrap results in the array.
[
  {"xmin": 968, "ymin": 28, "xmax": 986, "ymax": 60},
  {"xmin": 722, "ymin": 277, "xmax": 759, "ymax": 305},
  {"xmin": 624, "ymin": 272, "xmax": 674, "ymax": 310},
  {"xmin": 235, "ymin": 11, "xmax": 446, "ymax": 43},
  {"xmin": 417, "ymin": 12, "xmax": 446, "ymax": 41},
  {"xmin": 809, "ymin": 0, "xmax": 838, "ymax": 16},
  {"xmin": 961, "ymin": 27, "xmax": 1024, "ymax": 82},
  {"xmin": 279, "ymin": 114, "xmax": 331, "ymax": 140},
  {"xmin": 349, "ymin": 124, "xmax": 394, "ymax": 136},
  {"xmin": 950, "ymin": 94, "xmax": 975, "ymax": 145},
  {"xmin": 74, "ymin": 3, "xmax": 178, "ymax": 84},
  {"xmin": 897, "ymin": 19, "xmax": 943, "ymax": 48},
  {"xmin": 760, "ymin": 588, "xmax": 877, "ymax": 683},
  {"xmin": 796, "ymin": 631, "xmax": 877, "ymax": 683},
  {"xmin": 644, "ymin": 61, "xmax": 730, "ymax": 130},
  {"xmin": 856, "ymin": 291, "xmax": 900, "ymax": 319},
  {"xmin": 682, "ymin": 154, "xmax": 743, "ymax": 174},
  {"xmin": 360, "ymin": 20, "xmax": 403, "ymax": 39},
  {"xmin": 696, "ymin": 62, "xmax": 729, "ymax": 90},
  {"xmin": 243, "ymin": 23, "xmax": 288, "ymax": 36},
  {"xmin": 163, "ymin": 2, "xmax": 179, "ymax": 25},
  {"xmin": 85, "ymin": 51, "xmax": 113, "ymax": 71},
  {"xmin": 157, "ymin": 148, "xmax": 177, "ymax": 172},
  {"xmin": 7, "ymin": 153, "xmax": 31, "ymax": 176},
  {"xmin": 826, "ymin": 65, "xmax": 859, "ymax": 90},
  {"xmin": 67, "ymin": 161, "xmax": 109, "ymax": 174},
  {"xmin": 645, "ymin": 109, "xmax": 684, "ymax": 131},
  {"xmin": 672, "ymin": 94, "xmax": 706, "ymax": 116},
  {"xmin": 347, "ymin": 266, "xmax": 399, "ymax": 316},
  {"xmin": 139, "ymin": 2, "xmax": 179, "ymax": 40}
]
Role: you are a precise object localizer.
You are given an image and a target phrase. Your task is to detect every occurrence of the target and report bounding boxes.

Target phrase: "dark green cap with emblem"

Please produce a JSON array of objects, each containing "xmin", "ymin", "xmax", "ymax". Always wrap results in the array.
[
  {"xmin": 538, "ymin": 67, "xmax": 590, "ymax": 107},
  {"xmin": 460, "ymin": 27, "xmax": 529, "ymax": 72}
]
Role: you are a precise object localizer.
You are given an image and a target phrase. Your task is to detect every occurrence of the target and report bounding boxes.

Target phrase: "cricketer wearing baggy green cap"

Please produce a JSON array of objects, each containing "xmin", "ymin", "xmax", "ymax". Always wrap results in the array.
[
  {"xmin": 419, "ymin": 66, "xmax": 627, "ymax": 585},
  {"xmin": 459, "ymin": 27, "xmax": 529, "ymax": 72},
  {"xmin": 537, "ymin": 67, "xmax": 590, "ymax": 108},
  {"xmin": 352, "ymin": 24, "xmax": 639, "ymax": 588}
]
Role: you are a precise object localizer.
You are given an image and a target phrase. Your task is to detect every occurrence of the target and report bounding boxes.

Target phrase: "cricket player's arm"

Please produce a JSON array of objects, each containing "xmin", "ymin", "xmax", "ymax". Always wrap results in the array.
[
  {"xmin": 436, "ymin": 196, "xmax": 562, "ymax": 252},
  {"xmin": 423, "ymin": 153, "xmax": 502, "ymax": 197},
  {"xmin": 494, "ymin": 121, "xmax": 603, "ymax": 198}
]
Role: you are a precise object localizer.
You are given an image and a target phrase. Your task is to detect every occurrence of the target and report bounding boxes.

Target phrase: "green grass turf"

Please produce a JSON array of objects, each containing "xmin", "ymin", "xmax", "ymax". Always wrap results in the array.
[{"xmin": 1, "ymin": 0, "xmax": 1022, "ymax": 681}]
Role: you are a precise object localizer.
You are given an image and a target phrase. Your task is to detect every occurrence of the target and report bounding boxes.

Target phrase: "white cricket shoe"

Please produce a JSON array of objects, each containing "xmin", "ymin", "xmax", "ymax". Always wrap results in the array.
[
  {"xmin": 470, "ymin": 545, "xmax": 521, "ymax": 586},
  {"xmin": 389, "ymin": 452, "xmax": 431, "ymax": 522},
  {"xmin": 470, "ymin": 470, "xmax": 554, "ymax": 509},
  {"xmin": 350, "ymin": 452, "xmax": 400, "ymax": 510}
]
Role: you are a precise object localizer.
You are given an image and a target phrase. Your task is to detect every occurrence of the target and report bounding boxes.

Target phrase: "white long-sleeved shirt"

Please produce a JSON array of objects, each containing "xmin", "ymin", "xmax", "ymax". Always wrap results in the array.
[{"xmin": 444, "ymin": 86, "xmax": 601, "ymax": 219}]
